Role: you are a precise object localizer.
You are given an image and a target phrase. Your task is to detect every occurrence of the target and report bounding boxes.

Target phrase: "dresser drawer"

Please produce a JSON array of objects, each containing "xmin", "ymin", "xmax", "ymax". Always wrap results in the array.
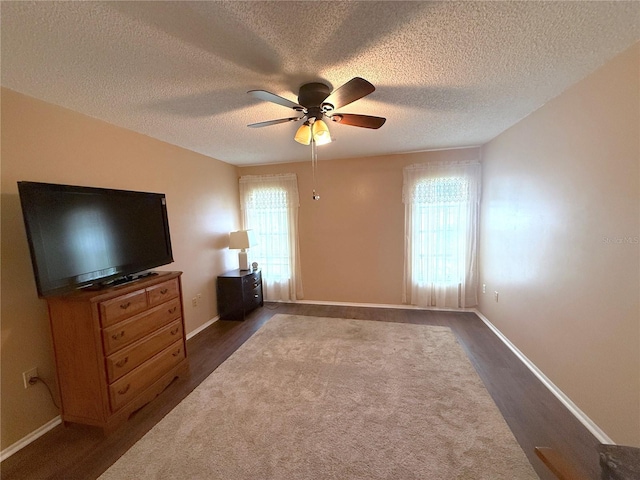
[
  {"xmin": 108, "ymin": 340, "xmax": 185, "ymax": 412},
  {"xmin": 105, "ymin": 319, "xmax": 183, "ymax": 383},
  {"xmin": 147, "ymin": 278, "xmax": 180, "ymax": 307},
  {"xmin": 102, "ymin": 298, "xmax": 181, "ymax": 355},
  {"xmin": 99, "ymin": 289, "xmax": 148, "ymax": 327}
]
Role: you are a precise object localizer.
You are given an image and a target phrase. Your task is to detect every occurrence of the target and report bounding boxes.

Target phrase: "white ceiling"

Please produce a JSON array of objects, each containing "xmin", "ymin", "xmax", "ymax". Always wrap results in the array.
[{"xmin": 2, "ymin": 1, "xmax": 639, "ymax": 166}]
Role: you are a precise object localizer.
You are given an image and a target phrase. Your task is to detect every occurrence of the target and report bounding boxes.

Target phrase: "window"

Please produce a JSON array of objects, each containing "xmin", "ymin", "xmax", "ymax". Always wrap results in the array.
[
  {"xmin": 403, "ymin": 162, "xmax": 480, "ymax": 308},
  {"xmin": 244, "ymin": 187, "xmax": 290, "ymax": 281},
  {"xmin": 239, "ymin": 174, "xmax": 303, "ymax": 301}
]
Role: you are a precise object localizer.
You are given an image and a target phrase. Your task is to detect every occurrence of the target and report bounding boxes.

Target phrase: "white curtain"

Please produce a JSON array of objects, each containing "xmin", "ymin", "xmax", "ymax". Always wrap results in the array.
[
  {"xmin": 402, "ymin": 161, "xmax": 481, "ymax": 308},
  {"xmin": 239, "ymin": 174, "xmax": 303, "ymax": 301}
]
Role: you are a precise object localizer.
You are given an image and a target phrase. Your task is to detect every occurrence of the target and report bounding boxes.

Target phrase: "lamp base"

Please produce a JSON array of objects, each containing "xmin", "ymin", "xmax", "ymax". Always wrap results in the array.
[{"xmin": 238, "ymin": 250, "xmax": 250, "ymax": 270}]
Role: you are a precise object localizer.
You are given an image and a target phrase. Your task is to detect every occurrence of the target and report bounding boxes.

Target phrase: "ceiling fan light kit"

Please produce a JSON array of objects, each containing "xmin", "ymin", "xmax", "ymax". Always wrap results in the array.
[
  {"xmin": 312, "ymin": 119, "xmax": 331, "ymax": 145},
  {"xmin": 294, "ymin": 122, "xmax": 312, "ymax": 145},
  {"xmin": 248, "ymin": 77, "xmax": 386, "ymax": 199}
]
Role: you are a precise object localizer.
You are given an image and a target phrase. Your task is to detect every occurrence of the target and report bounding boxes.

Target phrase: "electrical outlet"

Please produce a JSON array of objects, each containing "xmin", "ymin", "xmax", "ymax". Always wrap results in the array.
[
  {"xmin": 482, "ymin": 284, "xmax": 486, "ymax": 294},
  {"xmin": 23, "ymin": 367, "xmax": 38, "ymax": 389},
  {"xmin": 494, "ymin": 291, "xmax": 499, "ymax": 302},
  {"xmin": 196, "ymin": 293, "xmax": 202, "ymax": 301},
  {"xmin": 192, "ymin": 297, "xmax": 198, "ymax": 307}
]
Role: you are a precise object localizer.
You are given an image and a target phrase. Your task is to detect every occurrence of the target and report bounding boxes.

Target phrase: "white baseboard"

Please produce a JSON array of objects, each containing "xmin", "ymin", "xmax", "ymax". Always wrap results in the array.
[
  {"xmin": 472, "ymin": 308, "xmax": 614, "ymax": 445},
  {"xmin": 0, "ymin": 416, "xmax": 62, "ymax": 462},
  {"xmin": 186, "ymin": 315, "xmax": 219, "ymax": 340},
  {"xmin": 284, "ymin": 298, "xmax": 475, "ymax": 313}
]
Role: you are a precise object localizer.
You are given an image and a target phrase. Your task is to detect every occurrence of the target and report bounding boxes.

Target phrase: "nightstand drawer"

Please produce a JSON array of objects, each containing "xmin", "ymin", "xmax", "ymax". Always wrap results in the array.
[
  {"xmin": 242, "ymin": 272, "xmax": 261, "ymax": 289},
  {"xmin": 247, "ymin": 283, "xmax": 262, "ymax": 309}
]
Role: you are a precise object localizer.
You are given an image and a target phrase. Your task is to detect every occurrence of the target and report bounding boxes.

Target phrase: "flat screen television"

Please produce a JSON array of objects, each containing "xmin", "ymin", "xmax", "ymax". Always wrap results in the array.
[{"xmin": 17, "ymin": 181, "xmax": 174, "ymax": 297}]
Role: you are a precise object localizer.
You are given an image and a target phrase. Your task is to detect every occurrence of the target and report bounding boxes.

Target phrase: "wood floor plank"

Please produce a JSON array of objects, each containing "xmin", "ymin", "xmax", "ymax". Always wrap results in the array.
[{"xmin": 1, "ymin": 303, "xmax": 601, "ymax": 479}]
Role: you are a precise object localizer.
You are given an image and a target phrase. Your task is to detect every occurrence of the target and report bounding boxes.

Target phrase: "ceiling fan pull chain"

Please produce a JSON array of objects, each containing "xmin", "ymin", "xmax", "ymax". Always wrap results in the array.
[{"xmin": 311, "ymin": 140, "xmax": 320, "ymax": 201}]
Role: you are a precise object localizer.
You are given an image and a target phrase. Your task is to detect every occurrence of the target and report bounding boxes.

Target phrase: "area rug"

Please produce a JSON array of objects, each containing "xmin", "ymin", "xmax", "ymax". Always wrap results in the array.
[{"xmin": 99, "ymin": 314, "xmax": 538, "ymax": 479}]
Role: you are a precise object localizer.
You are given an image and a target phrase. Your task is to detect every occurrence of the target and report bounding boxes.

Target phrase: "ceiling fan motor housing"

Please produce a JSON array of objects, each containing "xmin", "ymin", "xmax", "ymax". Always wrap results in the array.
[{"xmin": 298, "ymin": 82, "xmax": 332, "ymax": 109}]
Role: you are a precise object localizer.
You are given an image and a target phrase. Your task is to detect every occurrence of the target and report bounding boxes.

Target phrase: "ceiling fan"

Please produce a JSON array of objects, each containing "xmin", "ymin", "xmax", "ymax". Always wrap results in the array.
[{"xmin": 247, "ymin": 77, "xmax": 386, "ymax": 145}]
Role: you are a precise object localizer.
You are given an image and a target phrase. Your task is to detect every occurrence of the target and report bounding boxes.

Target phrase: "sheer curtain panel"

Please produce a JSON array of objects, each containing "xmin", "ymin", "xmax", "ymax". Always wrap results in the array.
[
  {"xmin": 239, "ymin": 174, "xmax": 303, "ymax": 301},
  {"xmin": 402, "ymin": 161, "xmax": 481, "ymax": 308}
]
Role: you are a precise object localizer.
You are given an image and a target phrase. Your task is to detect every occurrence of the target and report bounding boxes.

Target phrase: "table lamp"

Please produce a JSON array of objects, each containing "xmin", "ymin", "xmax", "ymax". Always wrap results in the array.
[{"xmin": 229, "ymin": 229, "xmax": 257, "ymax": 270}]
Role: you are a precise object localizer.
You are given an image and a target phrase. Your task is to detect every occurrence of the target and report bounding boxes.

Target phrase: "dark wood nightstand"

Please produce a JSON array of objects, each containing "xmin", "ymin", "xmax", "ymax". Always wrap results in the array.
[{"xmin": 216, "ymin": 269, "xmax": 263, "ymax": 320}]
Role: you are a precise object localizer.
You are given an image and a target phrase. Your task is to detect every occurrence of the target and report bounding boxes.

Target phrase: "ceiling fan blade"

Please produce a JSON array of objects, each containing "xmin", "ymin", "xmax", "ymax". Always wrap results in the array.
[
  {"xmin": 322, "ymin": 77, "xmax": 376, "ymax": 109},
  {"xmin": 331, "ymin": 114, "xmax": 386, "ymax": 129},
  {"xmin": 248, "ymin": 90, "xmax": 303, "ymax": 110},
  {"xmin": 247, "ymin": 117, "xmax": 301, "ymax": 128}
]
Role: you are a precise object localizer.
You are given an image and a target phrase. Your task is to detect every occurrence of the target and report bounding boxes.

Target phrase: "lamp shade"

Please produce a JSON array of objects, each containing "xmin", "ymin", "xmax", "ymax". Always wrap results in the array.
[
  {"xmin": 229, "ymin": 229, "xmax": 257, "ymax": 250},
  {"xmin": 312, "ymin": 119, "xmax": 331, "ymax": 145},
  {"xmin": 294, "ymin": 123, "xmax": 312, "ymax": 145}
]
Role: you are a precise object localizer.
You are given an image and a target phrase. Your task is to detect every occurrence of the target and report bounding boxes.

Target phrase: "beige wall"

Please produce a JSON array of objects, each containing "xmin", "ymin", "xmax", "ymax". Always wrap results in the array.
[
  {"xmin": 479, "ymin": 43, "xmax": 640, "ymax": 445},
  {"xmin": 1, "ymin": 88, "xmax": 241, "ymax": 450},
  {"xmin": 239, "ymin": 148, "xmax": 480, "ymax": 304}
]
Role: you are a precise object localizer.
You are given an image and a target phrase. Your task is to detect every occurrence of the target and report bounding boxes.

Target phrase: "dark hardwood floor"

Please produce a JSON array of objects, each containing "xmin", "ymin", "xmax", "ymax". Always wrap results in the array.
[{"xmin": 1, "ymin": 303, "xmax": 602, "ymax": 479}]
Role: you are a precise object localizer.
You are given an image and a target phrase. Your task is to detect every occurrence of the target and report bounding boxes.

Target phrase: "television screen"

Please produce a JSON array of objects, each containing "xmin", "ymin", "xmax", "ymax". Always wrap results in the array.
[{"xmin": 17, "ymin": 181, "xmax": 174, "ymax": 297}]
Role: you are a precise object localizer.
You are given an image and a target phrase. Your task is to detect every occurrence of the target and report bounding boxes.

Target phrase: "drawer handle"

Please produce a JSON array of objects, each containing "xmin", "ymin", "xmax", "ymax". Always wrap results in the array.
[
  {"xmin": 170, "ymin": 327, "xmax": 180, "ymax": 335},
  {"xmin": 115, "ymin": 357, "xmax": 129, "ymax": 368},
  {"xmin": 168, "ymin": 307, "xmax": 177, "ymax": 314},
  {"xmin": 117, "ymin": 384, "xmax": 130, "ymax": 395},
  {"xmin": 120, "ymin": 302, "xmax": 131, "ymax": 310},
  {"xmin": 111, "ymin": 331, "xmax": 125, "ymax": 340},
  {"xmin": 160, "ymin": 288, "xmax": 168, "ymax": 295},
  {"xmin": 172, "ymin": 348, "xmax": 181, "ymax": 357},
  {"xmin": 253, "ymin": 283, "xmax": 259, "ymax": 288},
  {"xmin": 254, "ymin": 294, "xmax": 259, "ymax": 298}
]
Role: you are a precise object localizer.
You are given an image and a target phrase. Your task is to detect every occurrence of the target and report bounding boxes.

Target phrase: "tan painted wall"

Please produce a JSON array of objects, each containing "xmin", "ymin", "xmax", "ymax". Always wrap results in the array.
[
  {"xmin": 239, "ymin": 148, "xmax": 480, "ymax": 304},
  {"xmin": 0, "ymin": 88, "xmax": 241, "ymax": 450},
  {"xmin": 479, "ymin": 43, "xmax": 640, "ymax": 445}
]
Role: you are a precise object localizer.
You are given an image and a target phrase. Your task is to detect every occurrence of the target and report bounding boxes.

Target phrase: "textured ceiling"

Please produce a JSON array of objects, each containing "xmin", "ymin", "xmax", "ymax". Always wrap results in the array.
[{"xmin": 1, "ymin": 1, "xmax": 639, "ymax": 166}]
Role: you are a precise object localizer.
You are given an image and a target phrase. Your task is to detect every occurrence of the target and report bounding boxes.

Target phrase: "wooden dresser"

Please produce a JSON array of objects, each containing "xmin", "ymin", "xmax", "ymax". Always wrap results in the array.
[{"xmin": 46, "ymin": 271, "xmax": 188, "ymax": 433}]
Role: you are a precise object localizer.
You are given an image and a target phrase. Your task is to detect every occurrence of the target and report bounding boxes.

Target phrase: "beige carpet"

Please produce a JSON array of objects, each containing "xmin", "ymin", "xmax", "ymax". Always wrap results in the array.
[{"xmin": 99, "ymin": 314, "xmax": 539, "ymax": 479}]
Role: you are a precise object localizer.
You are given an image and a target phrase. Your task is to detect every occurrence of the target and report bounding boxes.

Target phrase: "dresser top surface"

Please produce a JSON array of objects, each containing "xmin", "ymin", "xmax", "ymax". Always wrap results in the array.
[{"xmin": 46, "ymin": 271, "xmax": 182, "ymax": 303}]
